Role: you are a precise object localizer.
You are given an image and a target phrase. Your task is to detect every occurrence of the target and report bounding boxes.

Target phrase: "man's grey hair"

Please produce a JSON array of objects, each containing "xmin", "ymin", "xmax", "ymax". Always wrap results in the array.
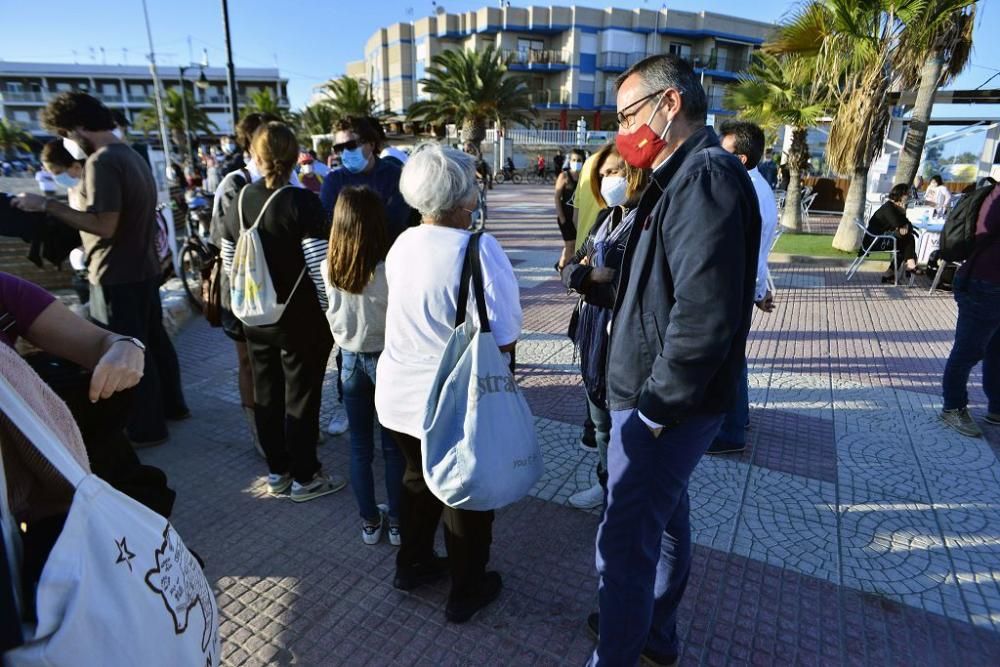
[
  {"xmin": 615, "ymin": 54, "xmax": 707, "ymax": 123},
  {"xmin": 399, "ymin": 143, "xmax": 479, "ymax": 219}
]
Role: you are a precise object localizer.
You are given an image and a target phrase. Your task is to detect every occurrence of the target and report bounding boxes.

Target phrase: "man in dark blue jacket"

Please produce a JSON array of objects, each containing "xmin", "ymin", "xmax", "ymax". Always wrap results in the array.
[
  {"xmin": 319, "ymin": 116, "xmax": 415, "ymax": 245},
  {"xmin": 586, "ymin": 55, "xmax": 761, "ymax": 666}
]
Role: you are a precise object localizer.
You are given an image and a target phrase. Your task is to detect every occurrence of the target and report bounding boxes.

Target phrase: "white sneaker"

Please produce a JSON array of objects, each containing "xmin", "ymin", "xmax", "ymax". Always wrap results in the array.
[
  {"xmin": 378, "ymin": 503, "xmax": 401, "ymax": 546},
  {"xmin": 362, "ymin": 515, "xmax": 384, "ymax": 545},
  {"xmin": 568, "ymin": 483, "xmax": 604, "ymax": 510},
  {"xmin": 326, "ymin": 411, "xmax": 349, "ymax": 436},
  {"xmin": 266, "ymin": 473, "xmax": 292, "ymax": 496}
]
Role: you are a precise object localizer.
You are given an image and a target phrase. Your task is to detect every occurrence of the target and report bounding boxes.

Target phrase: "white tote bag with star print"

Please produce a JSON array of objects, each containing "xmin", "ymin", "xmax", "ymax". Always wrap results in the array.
[{"xmin": 0, "ymin": 374, "xmax": 220, "ymax": 667}]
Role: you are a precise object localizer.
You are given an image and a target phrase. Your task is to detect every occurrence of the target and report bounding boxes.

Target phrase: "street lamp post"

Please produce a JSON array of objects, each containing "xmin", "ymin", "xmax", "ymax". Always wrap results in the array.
[{"xmin": 178, "ymin": 65, "xmax": 210, "ymax": 165}]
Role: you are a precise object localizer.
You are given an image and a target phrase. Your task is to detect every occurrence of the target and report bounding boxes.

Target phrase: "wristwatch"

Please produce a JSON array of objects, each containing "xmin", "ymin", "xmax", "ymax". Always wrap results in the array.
[{"xmin": 112, "ymin": 336, "xmax": 146, "ymax": 352}]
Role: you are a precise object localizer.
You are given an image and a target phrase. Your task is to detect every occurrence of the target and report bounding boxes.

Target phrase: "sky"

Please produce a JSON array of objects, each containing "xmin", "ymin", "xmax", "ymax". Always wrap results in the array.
[
  {"xmin": 1, "ymin": 0, "xmax": 998, "ymax": 158},
  {"xmin": 2, "ymin": 0, "xmax": 997, "ymax": 109}
]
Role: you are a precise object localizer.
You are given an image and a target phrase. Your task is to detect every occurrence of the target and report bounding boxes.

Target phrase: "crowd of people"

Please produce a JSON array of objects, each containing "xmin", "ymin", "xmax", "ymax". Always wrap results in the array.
[{"xmin": 1, "ymin": 51, "xmax": 999, "ymax": 665}]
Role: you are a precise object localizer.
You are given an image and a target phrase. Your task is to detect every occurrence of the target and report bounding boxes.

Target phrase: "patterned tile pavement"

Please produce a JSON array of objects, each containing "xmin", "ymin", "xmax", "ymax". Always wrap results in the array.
[{"xmin": 137, "ymin": 184, "xmax": 1000, "ymax": 665}]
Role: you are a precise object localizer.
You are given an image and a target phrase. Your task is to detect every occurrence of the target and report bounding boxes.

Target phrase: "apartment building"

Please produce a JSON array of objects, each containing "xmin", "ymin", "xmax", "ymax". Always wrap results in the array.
[
  {"xmin": 0, "ymin": 61, "xmax": 289, "ymax": 137},
  {"xmin": 346, "ymin": 4, "xmax": 774, "ymax": 130}
]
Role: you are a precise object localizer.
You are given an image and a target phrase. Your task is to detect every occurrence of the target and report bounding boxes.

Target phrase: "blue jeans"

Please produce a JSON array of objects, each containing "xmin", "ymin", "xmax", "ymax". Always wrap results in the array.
[
  {"xmin": 591, "ymin": 409, "xmax": 723, "ymax": 665},
  {"xmin": 714, "ymin": 358, "xmax": 749, "ymax": 446},
  {"xmin": 341, "ymin": 350, "xmax": 404, "ymax": 521},
  {"xmin": 943, "ymin": 277, "xmax": 1000, "ymax": 413}
]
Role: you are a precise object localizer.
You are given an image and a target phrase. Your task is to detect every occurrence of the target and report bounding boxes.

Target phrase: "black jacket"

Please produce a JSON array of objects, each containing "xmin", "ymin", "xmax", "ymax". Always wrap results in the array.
[
  {"xmin": 606, "ymin": 126, "xmax": 761, "ymax": 425},
  {"xmin": 560, "ymin": 206, "xmax": 631, "ymax": 310}
]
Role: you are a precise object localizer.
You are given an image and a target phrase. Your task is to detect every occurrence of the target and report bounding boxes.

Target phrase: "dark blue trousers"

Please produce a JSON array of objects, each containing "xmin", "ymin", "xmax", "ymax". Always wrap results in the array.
[{"xmin": 591, "ymin": 409, "xmax": 723, "ymax": 665}]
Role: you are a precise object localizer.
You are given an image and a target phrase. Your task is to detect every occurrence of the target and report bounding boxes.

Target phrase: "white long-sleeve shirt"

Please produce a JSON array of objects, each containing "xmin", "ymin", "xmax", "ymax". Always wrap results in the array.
[{"xmin": 749, "ymin": 167, "xmax": 779, "ymax": 302}]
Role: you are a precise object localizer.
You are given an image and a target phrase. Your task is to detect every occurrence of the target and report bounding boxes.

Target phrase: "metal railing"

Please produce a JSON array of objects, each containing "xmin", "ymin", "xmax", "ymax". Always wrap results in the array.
[
  {"xmin": 447, "ymin": 127, "xmax": 618, "ymax": 146},
  {"xmin": 528, "ymin": 89, "xmax": 571, "ymax": 107},
  {"xmin": 690, "ymin": 52, "xmax": 750, "ymax": 72},
  {"xmin": 503, "ymin": 49, "xmax": 569, "ymax": 67},
  {"xmin": 598, "ymin": 52, "xmax": 646, "ymax": 70},
  {"xmin": 1, "ymin": 90, "xmax": 47, "ymax": 103}
]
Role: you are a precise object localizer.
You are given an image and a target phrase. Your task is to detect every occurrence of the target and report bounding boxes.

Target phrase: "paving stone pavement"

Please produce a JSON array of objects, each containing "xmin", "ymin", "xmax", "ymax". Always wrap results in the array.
[{"xmin": 139, "ymin": 184, "xmax": 1000, "ymax": 666}]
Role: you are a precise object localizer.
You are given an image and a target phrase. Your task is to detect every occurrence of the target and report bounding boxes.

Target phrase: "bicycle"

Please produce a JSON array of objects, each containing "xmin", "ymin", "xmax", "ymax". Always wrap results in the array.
[
  {"xmin": 495, "ymin": 167, "xmax": 524, "ymax": 184},
  {"xmin": 177, "ymin": 192, "xmax": 216, "ymax": 311}
]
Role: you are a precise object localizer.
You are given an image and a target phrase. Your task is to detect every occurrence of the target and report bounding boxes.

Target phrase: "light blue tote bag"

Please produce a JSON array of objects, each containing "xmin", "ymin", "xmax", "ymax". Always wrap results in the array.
[{"xmin": 421, "ymin": 233, "xmax": 543, "ymax": 510}]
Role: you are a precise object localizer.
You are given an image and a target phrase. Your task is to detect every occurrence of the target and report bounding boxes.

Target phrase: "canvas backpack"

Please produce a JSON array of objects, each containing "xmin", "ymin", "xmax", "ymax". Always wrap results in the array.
[
  {"xmin": 229, "ymin": 185, "xmax": 305, "ymax": 326},
  {"xmin": 939, "ymin": 183, "xmax": 996, "ymax": 262}
]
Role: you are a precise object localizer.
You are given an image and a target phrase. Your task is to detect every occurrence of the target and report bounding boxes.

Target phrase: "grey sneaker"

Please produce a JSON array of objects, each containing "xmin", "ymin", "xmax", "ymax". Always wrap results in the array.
[
  {"xmin": 940, "ymin": 408, "xmax": 983, "ymax": 438},
  {"xmin": 985, "ymin": 412, "xmax": 1000, "ymax": 426},
  {"xmin": 290, "ymin": 472, "xmax": 346, "ymax": 502},
  {"xmin": 267, "ymin": 472, "xmax": 292, "ymax": 495}
]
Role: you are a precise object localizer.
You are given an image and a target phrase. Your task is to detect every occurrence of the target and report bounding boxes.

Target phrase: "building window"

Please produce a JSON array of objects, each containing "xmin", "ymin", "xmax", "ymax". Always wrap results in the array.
[
  {"xmin": 668, "ymin": 43, "xmax": 692, "ymax": 60},
  {"xmin": 13, "ymin": 110, "xmax": 31, "ymax": 123},
  {"xmin": 55, "ymin": 82, "xmax": 72, "ymax": 92},
  {"xmin": 517, "ymin": 38, "xmax": 544, "ymax": 56},
  {"xmin": 6, "ymin": 82, "xmax": 23, "ymax": 93},
  {"xmin": 542, "ymin": 120, "xmax": 559, "ymax": 131}
]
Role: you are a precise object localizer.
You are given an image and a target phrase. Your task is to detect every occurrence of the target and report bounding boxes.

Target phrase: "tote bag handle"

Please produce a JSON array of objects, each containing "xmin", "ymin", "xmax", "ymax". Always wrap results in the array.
[{"xmin": 453, "ymin": 232, "xmax": 491, "ymax": 333}]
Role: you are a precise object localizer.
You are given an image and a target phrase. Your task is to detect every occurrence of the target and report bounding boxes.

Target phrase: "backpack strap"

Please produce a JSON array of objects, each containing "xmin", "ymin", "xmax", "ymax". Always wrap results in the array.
[{"xmin": 236, "ymin": 185, "xmax": 290, "ymax": 234}]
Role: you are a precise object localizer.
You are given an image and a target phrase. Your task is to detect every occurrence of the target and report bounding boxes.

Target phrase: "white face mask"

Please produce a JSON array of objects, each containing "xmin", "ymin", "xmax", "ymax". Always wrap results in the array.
[
  {"xmin": 112, "ymin": 128, "xmax": 124, "ymax": 140},
  {"xmin": 55, "ymin": 172, "xmax": 80, "ymax": 189},
  {"xmin": 63, "ymin": 137, "xmax": 88, "ymax": 161},
  {"xmin": 569, "ymin": 160, "xmax": 582, "ymax": 172},
  {"xmin": 600, "ymin": 175, "xmax": 628, "ymax": 207}
]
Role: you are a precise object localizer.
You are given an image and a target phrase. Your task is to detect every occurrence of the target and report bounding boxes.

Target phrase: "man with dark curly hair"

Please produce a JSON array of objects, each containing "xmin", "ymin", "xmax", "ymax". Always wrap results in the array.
[{"xmin": 13, "ymin": 92, "xmax": 188, "ymax": 448}]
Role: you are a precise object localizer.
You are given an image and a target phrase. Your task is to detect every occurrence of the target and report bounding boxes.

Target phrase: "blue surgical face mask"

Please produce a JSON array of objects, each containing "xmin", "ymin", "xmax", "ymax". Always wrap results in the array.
[
  {"xmin": 55, "ymin": 172, "xmax": 80, "ymax": 189},
  {"xmin": 569, "ymin": 160, "xmax": 583, "ymax": 172},
  {"xmin": 341, "ymin": 147, "xmax": 369, "ymax": 173}
]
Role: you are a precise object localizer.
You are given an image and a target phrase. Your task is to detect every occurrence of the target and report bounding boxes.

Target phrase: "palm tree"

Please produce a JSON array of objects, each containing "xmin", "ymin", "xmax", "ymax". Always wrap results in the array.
[
  {"xmin": 135, "ymin": 88, "xmax": 217, "ymax": 157},
  {"xmin": 296, "ymin": 102, "xmax": 338, "ymax": 142},
  {"xmin": 407, "ymin": 45, "xmax": 535, "ymax": 153},
  {"xmin": 725, "ymin": 51, "xmax": 828, "ymax": 232},
  {"xmin": 893, "ymin": 1, "xmax": 976, "ymax": 189},
  {"xmin": 240, "ymin": 88, "xmax": 293, "ymax": 122},
  {"xmin": 320, "ymin": 76, "xmax": 376, "ymax": 120},
  {"xmin": 768, "ymin": 1, "xmax": 922, "ymax": 251},
  {"xmin": 0, "ymin": 119, "xmax": 32, "ymax": 159}
]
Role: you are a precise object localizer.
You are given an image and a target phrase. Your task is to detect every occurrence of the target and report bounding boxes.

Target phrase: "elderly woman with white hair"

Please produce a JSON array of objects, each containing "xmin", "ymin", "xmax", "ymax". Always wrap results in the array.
[{"xmin": 375, "ymin": 143, "xmax": 522, "ymax": 623}]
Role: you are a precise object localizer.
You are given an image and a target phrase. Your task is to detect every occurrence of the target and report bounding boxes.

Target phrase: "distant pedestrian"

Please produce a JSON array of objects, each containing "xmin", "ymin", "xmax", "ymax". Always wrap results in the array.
[
  {"xmin": 940, "ymin": 180, "xmax": 1000, "ymax": 438},
  {"xmin": 553, "ymin": 149, "xmax": 565, "ymax": 172},
  {"xmin": 322, "ymin": 186, "xmax": 403, "ymax": 545},
  {"xmin": 757, "ymin": 149, "xmax": 779, "ymax": 190},
  {"xmin": 554, "ymin": 148, "xmax": 585, "ymax": 270}
]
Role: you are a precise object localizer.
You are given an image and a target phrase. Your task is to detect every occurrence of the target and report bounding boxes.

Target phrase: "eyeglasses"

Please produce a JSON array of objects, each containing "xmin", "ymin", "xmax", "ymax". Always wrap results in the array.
[
  {"xmin": 332, "ymin": 139, "xmax": 360, "ymax": 153},
  {"xmin": 616, "ymin": 90, "xmax": 664, "ymax": 129}
]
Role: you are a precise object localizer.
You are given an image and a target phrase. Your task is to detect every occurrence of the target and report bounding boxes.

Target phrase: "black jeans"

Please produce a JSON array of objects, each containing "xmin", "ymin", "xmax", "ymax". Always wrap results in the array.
[
  {"xmin": 246, "ymin": 329, "xmax": 332, "ymax": 484},
  {"xmin": 89, "ymin": 278, "xmax": 187, "ymax": 442},
  {"xmin": 389, "ymin": 429, "xmax": 494, "ymax": 603}
]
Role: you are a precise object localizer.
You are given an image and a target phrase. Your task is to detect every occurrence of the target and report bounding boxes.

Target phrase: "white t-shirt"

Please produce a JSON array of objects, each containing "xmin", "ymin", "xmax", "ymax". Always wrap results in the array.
[
  {"xmin": 35, "ymin": 170, "xmax": 57, "ymax": 193},
  {"xmin": 749, "ymin": 167, "xmax": 779, "ymax": 301},
  {"xmin": 375, "ymin": 225, "xmax": 522, "ymax": 438}
]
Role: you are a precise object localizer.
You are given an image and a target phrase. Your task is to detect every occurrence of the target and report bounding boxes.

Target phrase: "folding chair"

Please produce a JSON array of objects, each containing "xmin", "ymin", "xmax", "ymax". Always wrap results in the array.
[
  {"xmin": 928, "ymin": 259, "xmax": 962, "ymax": 294},
  {"xmin": 800, "ymin": 192, "xmax": 819, "ymax": 233},
  {"xmin": 845, "ymin": 218, "xmax": 902, "ymax": 285}
]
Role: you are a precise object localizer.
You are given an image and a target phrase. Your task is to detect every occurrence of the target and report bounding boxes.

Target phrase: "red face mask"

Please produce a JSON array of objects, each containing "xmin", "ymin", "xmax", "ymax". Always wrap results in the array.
[{"xmin": 615, "ymin": 93, "xmax": 673, "ymax": 170}]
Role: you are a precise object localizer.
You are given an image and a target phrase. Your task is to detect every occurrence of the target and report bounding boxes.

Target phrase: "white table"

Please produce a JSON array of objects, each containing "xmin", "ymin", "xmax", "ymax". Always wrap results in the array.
[{"xmin": 908, "ymin": 213, "xmax": 946, "ymax": 266}]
